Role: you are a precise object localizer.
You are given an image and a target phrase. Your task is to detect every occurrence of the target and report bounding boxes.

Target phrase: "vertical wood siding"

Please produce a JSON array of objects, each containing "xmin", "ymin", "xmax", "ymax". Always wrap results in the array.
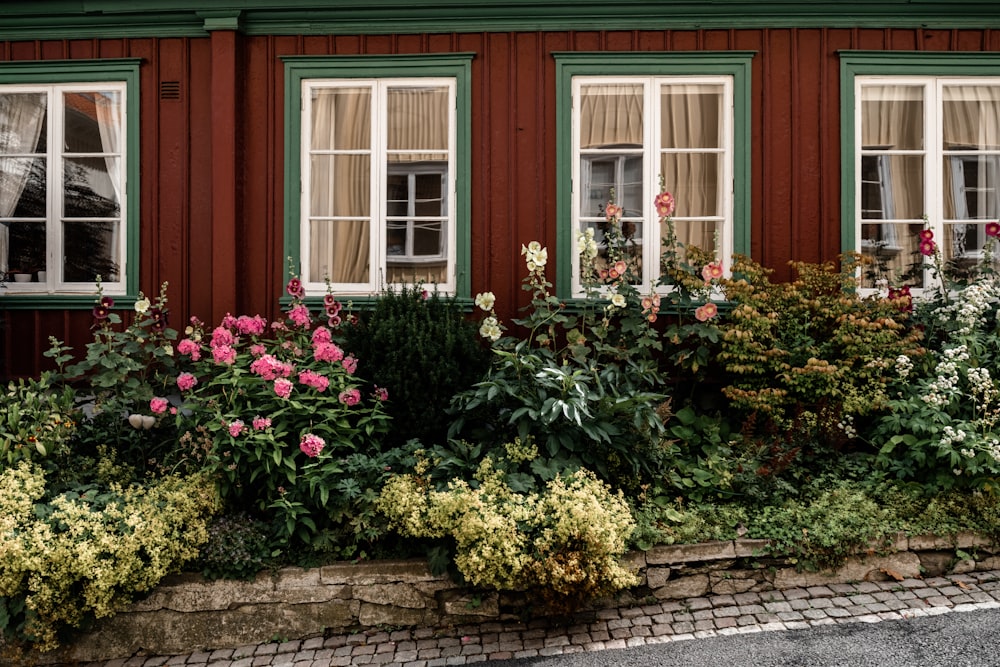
[{"xmin": 2, "ymin": 27, "xmax": 998, "ymax": 377}]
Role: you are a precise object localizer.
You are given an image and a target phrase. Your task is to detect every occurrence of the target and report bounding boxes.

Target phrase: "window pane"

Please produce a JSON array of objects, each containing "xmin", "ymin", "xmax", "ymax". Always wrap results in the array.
[
  {"xmin": 309, "ymin": 219, "xmax": 369, "ymax": 283},
  {"xmin": 0, "ymin": 92, "xmax": 47, "ymax": 154},
  {"xmin": 944, "ymin": 156, "xmax": 1000, "ymax": 220},
  {"xmin": 310, "ymin": 154, "xmax": 370, "ymax": 217},
  {"xmin": 413, "ymin": 221, "xmax": 443, "ymax": 256},
  {"xmin": 660, "ymin": 153, "xmax": 721, "ymax": 218},
  {"xmin": 310, "ymin": 88, "xmax": 370, "ymax": 151},
  {"xmin": 387, "ymin": 87, "xmax": 449, "ymax": 152},
  {"xmin": 667, "ymin": 219, "xmax": 719, "ymax": 257},
  {"xmin": 943, "ymin": 85, "xmax": 1000, "ymax": 151},
  {"xmin": 580, "ymin": 84, "xmax": 643, "ymax": 149},
  {"xmin": 3, "ymin": 220, "xmax": 45, "ymax": 276},
  {"xmin": 861, "ymin": 86, "xmax": 923, "ymax": 150},
  {"xmin": 62, "ymin": 220, "xmax": 119, "ymax": 282},
  {"xmin": 414, "ymin": 173, "xmax": 444, "ymax": 216},
  {"xmin": 581, "ymin": 154, "xmax": 643, "ymax": 217},
  {"xmin": 386, "ymin": 173, "xmax": 409, "ymax": 217},
  {"xmin": 860, "ymin": 222, "xmax": 926, "ymax": 289},
  {"xmin": 63, "ymin": 91, "xmax": 120, "ymax": 154},
  {"xmin": 660, "ymin": 84, "xmax": 723, "ymax": 149},
  {"xmin": 63, "ymin": 157, "xmax": 120, "ymax": 217},
  {"xmin": 0, "ymin": 157, "xmax": 45, "ymax": 217}
]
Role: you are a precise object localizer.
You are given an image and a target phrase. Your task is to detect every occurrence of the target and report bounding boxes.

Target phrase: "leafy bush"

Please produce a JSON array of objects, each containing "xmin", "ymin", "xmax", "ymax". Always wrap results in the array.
[
  {"xmin": 340, "ymin": 285, "xmax": 491, "ymax": 447},
  {"xmin": 194, "ymin": 513, "xmax": 272, "ymax": 580},
  {"xmin": 169, "ymin": 281, "xmax": 394, "ymax": 555},
  {"xmin": 0, "ymin": 374, "xmax": 76, "ymax": 467},
  {"xmin": 713, "ymin": 253, "xmax": 924, "ymax": 445},
  {"xmin": 377, "ymin": 448, "xmax": 637, "ymax": 608},
  {"xmin": 0, "ymin": 462, "xmax": 218, "ymax": 652}
]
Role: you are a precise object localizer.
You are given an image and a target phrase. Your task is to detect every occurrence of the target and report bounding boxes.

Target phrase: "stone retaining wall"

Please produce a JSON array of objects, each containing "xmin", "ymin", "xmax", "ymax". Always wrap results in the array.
[{"xmin": 35, "ymin": 532, "xmax": 999, "ymax": 665}]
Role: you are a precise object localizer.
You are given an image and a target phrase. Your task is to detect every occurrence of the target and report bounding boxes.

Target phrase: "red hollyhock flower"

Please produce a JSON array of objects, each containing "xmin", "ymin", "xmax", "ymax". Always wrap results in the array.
[{"xmin": 986, "ymin": 221, "xmax": 1000, "ymax": 238}]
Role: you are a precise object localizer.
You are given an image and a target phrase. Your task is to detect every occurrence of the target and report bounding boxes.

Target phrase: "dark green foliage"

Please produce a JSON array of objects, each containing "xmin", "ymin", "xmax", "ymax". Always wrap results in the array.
[
  {"xmin": 341, "ymin": 286, "xmax": 492, "ymax": 447},
  {"xmin": 194, "ymin": 513, "xmax": 272, "ymax": 581}
]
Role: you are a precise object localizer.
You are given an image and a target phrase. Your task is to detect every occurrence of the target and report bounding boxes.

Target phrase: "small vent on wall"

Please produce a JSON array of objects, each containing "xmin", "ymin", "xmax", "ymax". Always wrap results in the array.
[{"xmin": 159, "ymin": 81, "xmax": 181, "ymax": 101}]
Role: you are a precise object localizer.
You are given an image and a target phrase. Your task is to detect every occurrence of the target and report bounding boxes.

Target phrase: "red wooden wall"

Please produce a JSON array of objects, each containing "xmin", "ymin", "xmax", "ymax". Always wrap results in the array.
[{"xmin": 3, "ymin": 27, "xmax": 999, "ymax": 378}]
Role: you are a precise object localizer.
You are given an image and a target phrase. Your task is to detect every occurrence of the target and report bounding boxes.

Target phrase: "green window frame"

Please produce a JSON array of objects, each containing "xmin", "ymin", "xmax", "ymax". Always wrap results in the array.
[
  {"xmin": 841, "ymin": 51, "xmax": 1000, "ymax": 292},
  {"xmin": 282, "ymin": 54, "xmax": 473, "ymax": 299},
  {"xmin": 0, "ymin": 59, "xmax": 140, "ymax": 309},
  {"xmin": 554, "ymin": 52, "xmax": 753, "ymax": 298}
]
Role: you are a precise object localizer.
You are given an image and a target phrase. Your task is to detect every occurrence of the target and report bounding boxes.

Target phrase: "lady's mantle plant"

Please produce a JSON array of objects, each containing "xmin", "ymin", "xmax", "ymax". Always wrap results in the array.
[{"xmin": 169, "ymin": 278, "xmax": 394, "ymax": 555}]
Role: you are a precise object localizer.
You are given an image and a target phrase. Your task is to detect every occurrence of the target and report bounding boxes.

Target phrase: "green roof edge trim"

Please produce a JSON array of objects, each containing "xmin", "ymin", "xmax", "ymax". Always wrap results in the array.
[{"xmin": 4, "ymin": 2, "xmax": 1000, "ymax": 40}]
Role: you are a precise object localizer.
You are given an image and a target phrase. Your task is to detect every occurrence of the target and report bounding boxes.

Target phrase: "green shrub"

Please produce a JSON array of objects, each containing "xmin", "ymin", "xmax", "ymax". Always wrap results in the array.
[
  {"xmin": 0, "ymin": 374, "xmax": 77, "ymax": 468},
  {"xmin": 340, "ymin": 285, "xmax": 491, "ymax": 447},
  {"xmin": 194, "ymin": 513, "xmax": 272, "ymax": 580},
  {"xmin": 377, "ymin": 450, "xmax": 638, "ymax": 609},
  {"xmin": 0, "ymin": 462, "xmax": 218, "ymax": 652}
]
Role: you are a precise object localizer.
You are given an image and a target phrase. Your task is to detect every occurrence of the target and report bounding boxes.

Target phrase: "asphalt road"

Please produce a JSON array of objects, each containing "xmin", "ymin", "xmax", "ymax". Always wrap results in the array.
[{"xmin": 482, "ymin": 607, "xmax": 1000, "ymax": 667}]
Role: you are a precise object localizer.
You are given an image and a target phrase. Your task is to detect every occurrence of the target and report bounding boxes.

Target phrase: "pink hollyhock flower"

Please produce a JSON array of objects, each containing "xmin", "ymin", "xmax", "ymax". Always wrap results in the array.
[
  {"xmin": 421, "ymin": 289, "xmax": 430, "ymax": 300},
  {"xmin": 608, "ymin": 267, "xmax": 620, "ymax": 280},
  {"xmin": 288, "ymin": 303, "xmax": 311, "ymax": 328},
  {"xmin": 177, "ymin": 338, "xmax": 202, "ymax": 361},
  {"xmin": 605, "ymin": 203, "xmax": 622, "ymax": 220},
  {"xmin": 654, "ymin": 191, "xmax": 676, "ymax": 218},
  {"xmin": 323, "ymin": 293, "xmax": 337, "ymax": 307},
  {"xmin": 228, "ymin": 420, "xmax": 245, "ymax": 437},
  {"xmin": 987, "ymin": 221, "xmax": 1000, "ymax": 238},
  {"xmin": 339, "ymin": 388, "xmax": 361, "ymax": 406},
  {"xmin": 210, "ymin": 326, "xmax": 235, "ymax": 349},
  {"xmin": 92, "ymin": 303, "xmax": 111, "ymax": 321},
  {"xmin": 274, "ymin": 378, "xmax": 293, "ymax": 399},
  {"xmin": 212, "ymin": 345, "xmax": 237, "ymax": 365},
  {"xmin": 236, "ymin": 315, "xmax": 267, "ymax": 336},
  {"xmin": 328, "ymin": 314, "xmax": 342, "ymax": 328},
  {"xmin": 342, "ymin": 355, "xmax": 358, "ymax": 374},
  {"xmin": 646, "ymin": 312, "xmax": 658, "ymax": 323},
  {"xmin": 299, "ymin": 433, "xmax": 325, "ymax": 458},
  {"xmin": 702, "ymin": 261, "xmax": 724, "ymax": 282},
  {"xmin": 919, "ymin": 239, "xmax": 937, "ymax": 257},
  {"xmin": 311, "ymin": 326, "xmax": 332, "ymax": 345},
  {"xmin": 298, "ymin": 370, "xmax": 330, "ymax": 392},
  {"xmin": 252, "ymin": 415, "xmax": 272, "ymax": 430},
  {"xmin": 176, "ymin": 372, "xmax": 198, "ymax": 392},
  {"xmin": 613, "ymin": 260, "xmax": 627, "ymax": 276},
  {"xmin": 694, "ymin": 303, "xmax": 719, "ymax": 322},
  {"xmin": 286, "ymin": 278, "xmax": 305, "ymax": 298},
  {"xmin": 888, "ymin": 285, "xmax": 914, "ymax": 313},
  {"xmin": 314, "ymin": 341, "xmax": 344, "ymax": 363},
  {"xmin": 919, "ymin": 229, "xmax": 934, "ymax": 241},
  {"xmin": 150, "ymin": 397, "xmax": 168, "ymax": 414}
]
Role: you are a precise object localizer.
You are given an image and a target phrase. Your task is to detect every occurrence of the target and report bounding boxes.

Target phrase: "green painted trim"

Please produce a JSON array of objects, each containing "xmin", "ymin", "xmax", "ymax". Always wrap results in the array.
[
  {"xmin": 0, "ymin": 59, "xmax": 141, "ymax": 307},
  {"xmin": 4, "ymin": 2, "xmax": 1000, "ymax": 40},
  {"xmin": 0, "ymin": 293, "xmax": 140, "ymax": 311},
  {"xmin": 282, "ymin": 53, "xmax": 475, "ymax": 296},
  {"xmin": 553, "ymin": 52, "xmax": 755, "ymax": 297},
  {"xmin": 197, "ymin": 10, "xmax": 244, "ymax": 32},
  {"xmin": 838, "ymin": 50, "xmax": 1000, "ymax": 254}
]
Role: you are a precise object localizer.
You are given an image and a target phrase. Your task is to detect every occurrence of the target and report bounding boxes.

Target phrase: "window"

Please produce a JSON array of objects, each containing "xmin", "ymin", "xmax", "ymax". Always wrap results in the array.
[
  {"xmin": 842, "ymin": 53, "xmax": 1000, "ymax": 290},
  {"xmin": 0, "ymin": 60, "xmax": 138, "ymax": 300},
  {"xmin": 555, "ymin": 53, "xmax": 753, "ymax": 297},
  {"xmin": 283, "ymin": 55, "xmax": 472, "ymax": 297}
]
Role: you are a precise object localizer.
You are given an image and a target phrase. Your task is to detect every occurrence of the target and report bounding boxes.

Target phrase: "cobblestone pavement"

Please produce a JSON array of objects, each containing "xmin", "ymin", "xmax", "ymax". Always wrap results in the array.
[{"xmin": 78, "ymin": 569, "xmax": 1000, "ymax": 667}]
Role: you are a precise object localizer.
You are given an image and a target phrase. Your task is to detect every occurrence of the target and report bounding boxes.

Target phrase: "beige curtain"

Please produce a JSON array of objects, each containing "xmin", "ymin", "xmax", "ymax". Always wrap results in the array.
[{"xmin": 309, "ymin": 86, "xmax": 371, "ymax": 284}]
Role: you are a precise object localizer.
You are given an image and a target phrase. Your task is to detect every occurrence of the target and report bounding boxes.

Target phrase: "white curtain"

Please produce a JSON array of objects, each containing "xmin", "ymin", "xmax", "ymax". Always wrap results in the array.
[
  {"xmin": 95, "ymin": 90, "xmax": 123, "ymax": 281},
  {"xmin": 0, "ymin": 92, "xmax": 46, "ymax": 275}
]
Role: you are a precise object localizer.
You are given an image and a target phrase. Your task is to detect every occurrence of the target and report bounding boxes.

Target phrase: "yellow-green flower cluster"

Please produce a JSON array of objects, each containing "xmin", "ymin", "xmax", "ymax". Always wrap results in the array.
[
  {"xmin": 377, "ymin": 456, "xmax": 637, "ymax": 602},
  {"xmin": 0, "ymin": 463, "xmax": 219, "ymax": 651}
]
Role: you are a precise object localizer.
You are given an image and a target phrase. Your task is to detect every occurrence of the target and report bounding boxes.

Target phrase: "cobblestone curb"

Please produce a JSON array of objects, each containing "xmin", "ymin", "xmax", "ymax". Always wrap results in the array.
[{"xmin": 71, "ymin": 569, "xmax": 1000, "ymax": 667}]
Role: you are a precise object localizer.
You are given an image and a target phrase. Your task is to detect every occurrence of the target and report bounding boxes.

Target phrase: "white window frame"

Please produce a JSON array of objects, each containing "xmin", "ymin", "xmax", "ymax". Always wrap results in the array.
[
  {"xmin": 569, "ymin": 75, "xmax": 735, "ymax": 297},
  {"xmin": 854, "ymin": 75, "xmax": 1000, "ymax": 291},
  {"xmin": 299, "ymin": 77, "xmax": 457, "ymax": 295},
  {"xmin": 1, "ymin": 81, "xmax": 127, "ymax": 295}
]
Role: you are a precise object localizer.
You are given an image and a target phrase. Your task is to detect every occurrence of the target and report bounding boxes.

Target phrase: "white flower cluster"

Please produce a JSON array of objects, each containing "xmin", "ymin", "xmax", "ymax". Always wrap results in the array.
[
  {"xmin": 836, "ymin": 414, "xmax": 857, "ymax": 439},
  {"xmin": 921, "ymin": 345, "xmax": 969, "ymax": 408},
  {"xmin": 937, "ymin": 275, "xmax": 1000, "ymax": 336},
  {"xmin": 895, "ymin": 354, "xmax": 913, "ymax": 380},
  {"xmin": 521, "ymin": 241, "xmax": 548, "ymax": 273},
  {"xmin": 939, "ymin": 424, "xmax": 968, "ymax": 448}
]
